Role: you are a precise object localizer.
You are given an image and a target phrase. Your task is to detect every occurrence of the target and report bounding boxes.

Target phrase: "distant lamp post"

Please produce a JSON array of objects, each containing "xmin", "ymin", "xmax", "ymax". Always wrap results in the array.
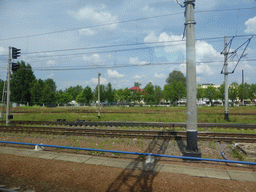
[{"xmin": 98, "ymin": 73, "xmax": 101, "ymax": 119}]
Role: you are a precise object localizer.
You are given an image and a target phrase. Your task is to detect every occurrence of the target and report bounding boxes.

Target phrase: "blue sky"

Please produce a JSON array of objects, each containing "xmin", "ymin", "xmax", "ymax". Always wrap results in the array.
[{"xmin": 0, "ymin": 0, "xmax": 256, "ymax": 90}]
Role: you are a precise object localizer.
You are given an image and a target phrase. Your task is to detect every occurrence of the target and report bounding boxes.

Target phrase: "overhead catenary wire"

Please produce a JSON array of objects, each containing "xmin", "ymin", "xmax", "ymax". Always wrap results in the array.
[
  {"xmin": 0, "ymin": 59, "xmax": 255, "ymax": 72},
  {"xmin": 0, "ymin": 34, "xmax": 254, "ymax": 59},
  {"xmin": 0, "ymin": 7, "xmax": 255, "ymax": 42}
]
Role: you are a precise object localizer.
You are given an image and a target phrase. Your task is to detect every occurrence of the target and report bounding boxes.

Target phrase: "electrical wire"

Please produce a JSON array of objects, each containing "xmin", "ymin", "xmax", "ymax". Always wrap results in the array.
[
  {"xmin": 0, "ymin": 34, "xmax": 254, "ymax": 58},
  {"xmin": 0, "ymin": 7, "xmax": 254, "ymax": 42},
  {"xmin": 0, "ymin": 59, "xmax": 255, "ymax": 72}
]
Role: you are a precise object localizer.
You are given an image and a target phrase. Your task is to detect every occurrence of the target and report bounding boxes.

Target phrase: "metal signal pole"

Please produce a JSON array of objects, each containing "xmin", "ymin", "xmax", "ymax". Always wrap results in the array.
[
  {"xmin": 184, "ymin": 0, "xmax": 201, "ymax": 157},
  {"xmin": 242, "ymin": 70, "xmax": 244, "ymax": 105},
  {"xmin": 98, "ymin": 73, "xmax": 101, "ymax": 119},
  {"xmin": 224, "ymin": 36, "xmax": 230, "ymax": 121},
  {"xmin": 6, "ymin": 46, "xmax": 11, "ymax": 126}
]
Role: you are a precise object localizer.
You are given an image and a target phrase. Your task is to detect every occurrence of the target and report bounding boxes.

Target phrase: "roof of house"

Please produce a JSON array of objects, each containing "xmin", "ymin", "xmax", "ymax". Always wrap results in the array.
[{"xmin": 129, "ymin": 86, "xmax": 143, "ymax": 92}]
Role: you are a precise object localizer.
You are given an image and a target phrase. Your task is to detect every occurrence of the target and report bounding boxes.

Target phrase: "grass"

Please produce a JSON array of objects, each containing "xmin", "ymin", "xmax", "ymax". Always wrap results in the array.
[
  {"xmin": 9, "ymin": 106, "xmax": 256, "ymax": 124},
  {"xmin": 2, "ymin": 105, "xmax": 256, "ymax": 134},
  {"xmin": 231, "ymin": 147, "xmax": 245, "ymax": 161}
]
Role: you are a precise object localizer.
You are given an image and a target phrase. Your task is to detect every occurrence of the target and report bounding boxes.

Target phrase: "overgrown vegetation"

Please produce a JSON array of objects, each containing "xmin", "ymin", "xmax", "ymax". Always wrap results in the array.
[{"xmin": 7, "ymin": 106, "xmax": 256, "ymax": 126}]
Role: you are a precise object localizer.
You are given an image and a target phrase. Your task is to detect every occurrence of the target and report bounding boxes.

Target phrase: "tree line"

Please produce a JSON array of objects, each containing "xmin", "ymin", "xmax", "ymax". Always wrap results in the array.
[{"xmin": 0, "ymin": 61, "xmax": 255, "ymax": 106}]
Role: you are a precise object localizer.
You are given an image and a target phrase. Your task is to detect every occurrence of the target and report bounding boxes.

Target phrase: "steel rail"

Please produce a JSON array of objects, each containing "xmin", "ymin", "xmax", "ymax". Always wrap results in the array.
[
  {"xmin": 8, "ymin": 111, "xmax": 256, "ymax": 115},
  {"xmin": 9, "ymin": 120, "xmax": 256, "ymax": 129},
  {"xmin": 1, "ymin": 126, "xmax": 255, "ymax": 143}
]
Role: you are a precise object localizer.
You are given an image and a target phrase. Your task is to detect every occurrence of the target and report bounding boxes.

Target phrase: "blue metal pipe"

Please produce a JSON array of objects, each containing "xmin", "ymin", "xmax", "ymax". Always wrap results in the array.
[
  {"xmin": 220, "ymin": 151, "xmax": 228, "ymax": 160},
  {"xmin": 1, "ymin": 141, "xmax": 256, "ymax": 165}
]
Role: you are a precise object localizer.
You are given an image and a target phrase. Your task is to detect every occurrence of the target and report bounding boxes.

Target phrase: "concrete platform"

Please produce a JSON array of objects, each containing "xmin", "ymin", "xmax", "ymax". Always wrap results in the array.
[
  {"xmin": 205, "ymin": 168, "xmax": 230, "ymax": 180},
  {"xmin": 0, "ymin": 146, "xmax": 255, "ymax": 182},
  {"xmin": 228, "ymin": 170, "xmax": 256, "ymax": 182}
]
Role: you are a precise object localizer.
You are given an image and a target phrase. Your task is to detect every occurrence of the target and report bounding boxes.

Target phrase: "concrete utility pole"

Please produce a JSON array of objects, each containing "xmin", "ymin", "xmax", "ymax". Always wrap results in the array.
[
  {"xmin": 224, "ymin": 36, "xmax": 230, "ymax": 121},
  {"xmin": 184, "ymin": 0, "xmax": 201, "ymax": 157},
  {"xmin": 98, "ymin": 73, "xmax": 101, "ymax": 119}
]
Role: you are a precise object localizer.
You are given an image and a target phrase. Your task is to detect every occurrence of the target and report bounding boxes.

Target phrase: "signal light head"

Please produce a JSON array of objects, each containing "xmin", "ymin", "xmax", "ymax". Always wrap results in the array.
[
  {"xmin": 11, "ymin": 63, "xmax": 20, "ymax": 72},
  {"xmin": 12, "ymin": 47, "xmax": 21, "ymax": 59}
]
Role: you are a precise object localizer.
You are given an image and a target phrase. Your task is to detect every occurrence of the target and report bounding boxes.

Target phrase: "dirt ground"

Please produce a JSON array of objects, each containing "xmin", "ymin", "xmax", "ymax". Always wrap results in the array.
[
  {"xmin": 0, "ymin": 154, "xmax": 256, "ymax": 192},
  {"xmin": 0, "ymin": 133, "xmax": 256, "ymax": 191}
]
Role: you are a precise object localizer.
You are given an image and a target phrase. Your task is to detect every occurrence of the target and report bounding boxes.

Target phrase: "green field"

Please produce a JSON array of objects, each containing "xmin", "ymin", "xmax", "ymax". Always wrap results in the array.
[{"xmin": 5, "ymin": 105, "xmax": 256, "ymax": 124}]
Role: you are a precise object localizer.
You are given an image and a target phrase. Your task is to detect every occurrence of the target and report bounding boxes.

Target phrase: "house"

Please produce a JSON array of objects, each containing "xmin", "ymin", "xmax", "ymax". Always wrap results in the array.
[
  {"xmin": 129, "ymin": 86, "xmax": 143, "ymax": 93},
  {"xmin": 129, "ymin": 86, "xmax": 144, "ymax": 104}
]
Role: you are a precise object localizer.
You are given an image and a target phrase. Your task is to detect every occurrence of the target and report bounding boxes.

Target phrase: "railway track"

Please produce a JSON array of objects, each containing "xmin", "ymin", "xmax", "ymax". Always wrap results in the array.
[
  {"xmin": 1, "ymin": 125, "xmax": 255, "ymax": 143},
  {"xmin": 9, "ymin": 110, "xmax": 256, "ymax": 116},
  {"xmin": 8, "ymin": 120, "xmax": 256, "ymax": 129}
]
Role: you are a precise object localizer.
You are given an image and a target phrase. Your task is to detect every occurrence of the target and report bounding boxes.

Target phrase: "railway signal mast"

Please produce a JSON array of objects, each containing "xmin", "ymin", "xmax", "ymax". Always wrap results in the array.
[
  {"xmin": 6, "ymin": 47, "xmax": 21, "ymax": 125},
  {"xmin": 176, "ymin": 0, "xmax": 201, "ymax": 157}
]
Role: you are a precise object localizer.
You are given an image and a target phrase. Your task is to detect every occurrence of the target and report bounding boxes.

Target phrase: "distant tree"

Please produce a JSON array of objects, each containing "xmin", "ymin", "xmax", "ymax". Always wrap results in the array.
[
  {"xmin": 41, "ymin": 84, "xmax": 55, "ymax": 105},
  {"xmin": 105, "ymin": 83, "xmax": 115, "ymax": 103},
  {"xmin": 76, "ymin": 91, "xmax": 86, "ymax": 104},
  {"xmin": 44, "ymin": 78, "xmax": 57, "ymax": 92},
  {"xmin": 94, "ymin": 85, "xmax": 106, "ymax": 102},
  {"xmin": 115, "ymin": 89, "xmax": 124, "ymax": 103},
  {"xmin": 123, "ymin": 88, "xmax": 131, "ymax": 102},
  {"xmin": 154, "ymin": 85, "xmax": 162, "ymax": 104},
  {"xmin": 30, "ymin": 79, "xmax": 45, "ymax": 105},
  {"xmin": 249, "ymin": 84, "xmax": 256, "ymax": 101},
  {"xmin": 55, "ymin": 91, "xmax": 73, "ymax": 104},
  {"xmin": 229, "ymin": 82, "xmax": 239, "ymax": 103},
  {"xmin": 238, "ymin": 83, "xmax": 251, "ymax": 102},
  {"xmin": 163, "ymin": 84, "xmax": 175, "ymax": 103},
  {"xmin": 65, "ymin": 85, "xmax": 83, "ymax": 100},
  {"xmin": 76, "ymin": 86, "xmax": 93, "ymax": 104},
  {"xmin": 197, "ymin": 85, "xmax": 205, "ymax": 100},
  {"xmin": 143, "ymin": 82, "xmax": 155, "ymax": 104},
  {"xmin": 10, "ymin": 61, "xmax": 36, "ymax": 104},
  {"xmin": 166, "ymin": 70, "xmax": 186, "ymax": 86},
  {"xmin": 217, "ymin": 83, "xmax": 225, "ymax": 102},
  {"xmin": 0, "ymin": 80, "xmax": 4, "ymax": 102},
  {"xmin": 84, "ymin": 86, "xmax": 93, "ymax": 104},
  {"xmin": 205, "ymin": 85, "xmax": 218, "ymax": 105},
  {"xmin": 171, "ymin": 80, "xmax": 186, "ymax": 104},
  {"xmin": 134, "ymin": 82, "xmax": 141, "ymax": 88}
]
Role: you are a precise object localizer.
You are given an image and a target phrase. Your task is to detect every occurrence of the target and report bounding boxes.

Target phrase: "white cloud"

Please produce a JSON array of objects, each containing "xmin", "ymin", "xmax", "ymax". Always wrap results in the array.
[
  {"xmin": 69, "ymin": 5, "xmax": 118, "ymax": 29},
  {"xmin": 133, "ymin": 75, "xmax": 143, "ymax": 79},
  {"xmin": 46, "ymin": 73, "xmax": 54, "ymax": 78},
  {"xmin": 170, "ymin": 62, "xmax": 186, "ymax": 75},
  {"xmin": 154, "ymin": 73, "xmax": 166, "ymax": 78},
  {"xmin": 79, "ymin": 28, "xmax": 96, "ymax": 36},
  {"xmin": 144, "ymin": 32, "xmax": 222, "ymax": 62},
  {"xmin": 89, "ymin": 77, "xmax": 107, "ymax": 84},
  {"xmin": 144, "ymin": 32, "xmax": 185, "ymax": 53},
  {"xmin": 129, "ymin": 57, "xmax": 148, "ymax": 65},
  {"xmin": 143, "ymin": 5, "xmax": 154, "ymax": 12},
  {"xmin": 0, "ymin": 47, "xmax": 7, "ymax": 55},
  {"xmin": 46, "ymin": 59, "xmax": 55, "ymax": 66},
  {"xmin": 196, "ymin": 40, "xmax": 221, "ymax": 62},
  {"xmin": 197, "ymin": 62, "xmax": 215, "ymax": 75},
  {"xmin": 83, "ymin": 54, "xmax": 102, "ymax": 63},
  {"xmin": 145, "ymin": 32, "xmax": 222, "ymax": 76},
  {"xmin": 144, "ymin": 31, "xmax": 158, "ymax": 42},
  {"xmin": 107, "ymin": 69, "xmax": 124, "ymax": 78},
  {"xmin": 245, "ymin": 16, "xmax": 256, "ymax": 33}
]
